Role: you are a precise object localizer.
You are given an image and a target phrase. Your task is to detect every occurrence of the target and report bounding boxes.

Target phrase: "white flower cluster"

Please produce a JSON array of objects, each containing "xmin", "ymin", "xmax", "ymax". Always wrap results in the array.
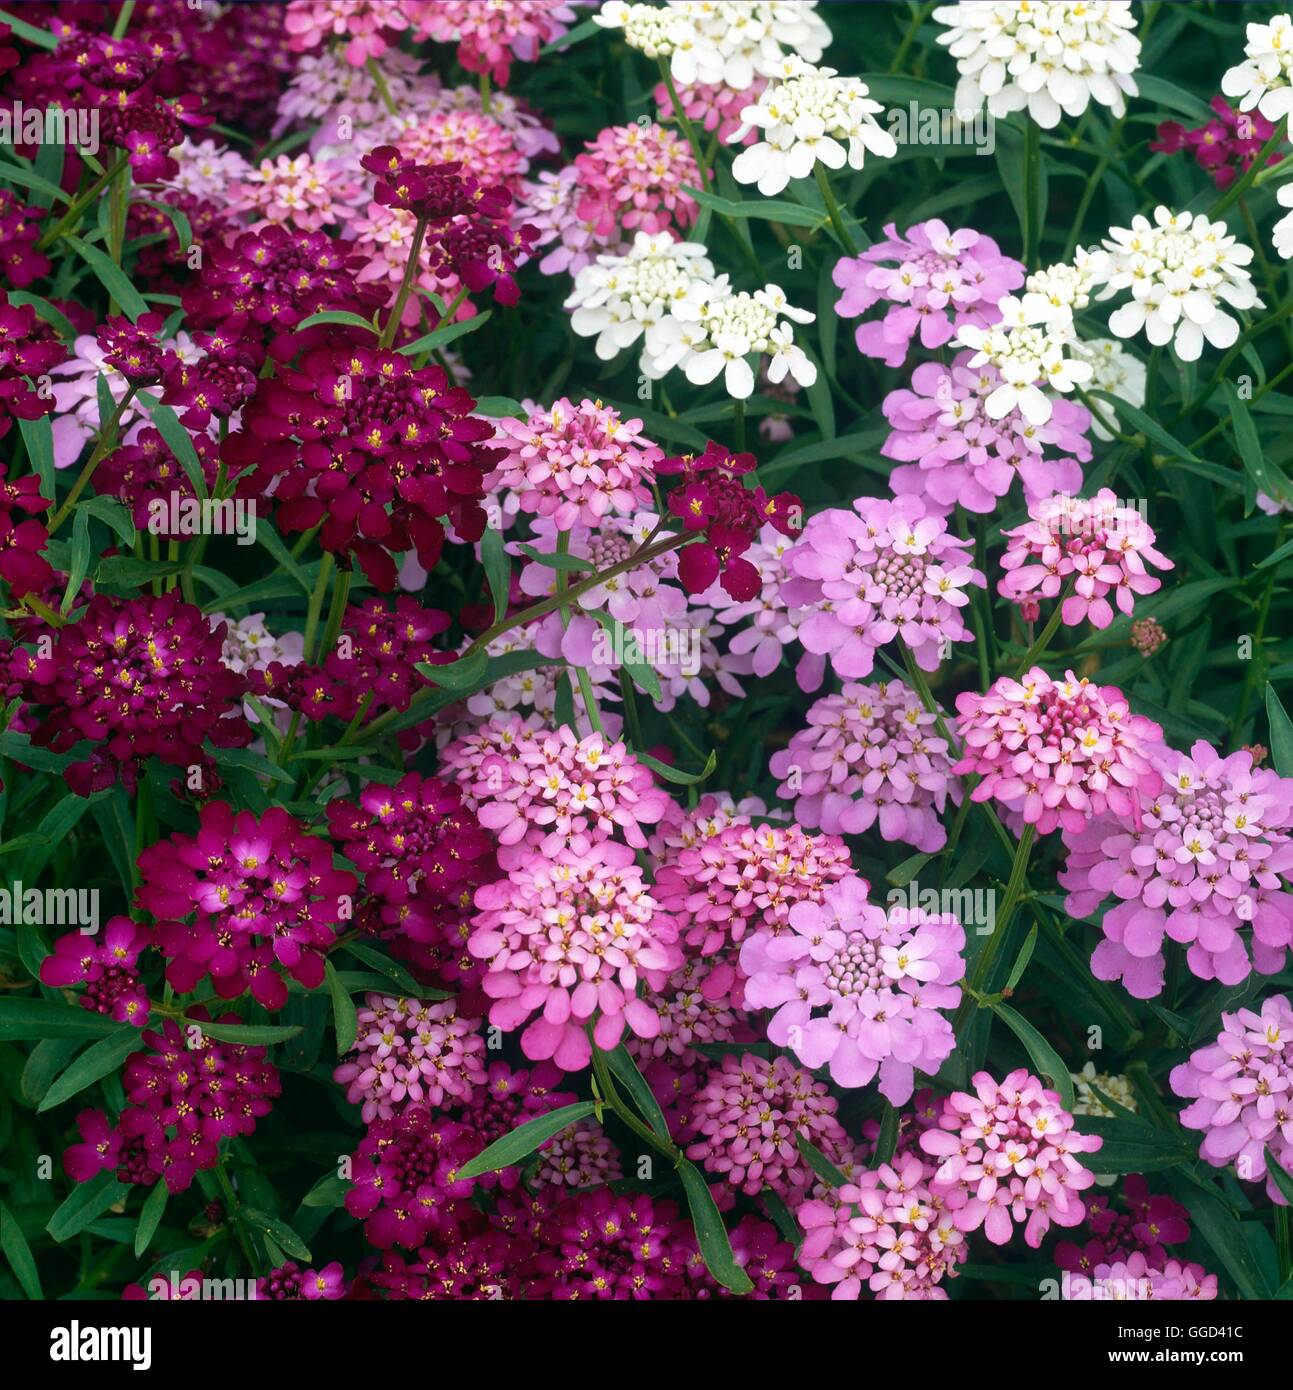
[
  {"xmin": 956, "ymin": 293, "xmax": 1091, "ymax": 425},
  {"xmin": 1221, "ymin": 12, "xmax": 1293, "ymax": 122},
  {"xmin": 644, "ymin": 276, "xmax": 817, "ymax": 397},
  {"xmin": 594, "ymin": 1, "xmax": 830, "ymax": 90},
  {"xmin": 1092, "ymin": 207, "xmax": 1261, "ymax": 361},
  {"xmin": 1025, "ymin": 246, "xmax": 1108, "ymax": 315},
  {"xmin": 565, "ymin": 232, "xmax": 717, "ymax": 361},
  {"xmin": 1072, "ymin": 337, "xmax": 1145, "ymax": 440},
  {"xmin": 1276, "ymin": 184, "xmax": 1293, "ymax": 260},
  {"xmin": 729, "ymin": 57, "xmax": 895, "ymax": 194},
  {"xmin": 933, "ymin": 1, "xmax": 1141, "ymax": 129}
]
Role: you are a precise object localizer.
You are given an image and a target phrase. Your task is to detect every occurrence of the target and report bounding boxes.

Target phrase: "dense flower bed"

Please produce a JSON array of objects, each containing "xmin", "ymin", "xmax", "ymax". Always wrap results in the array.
[{"xmin": 2, "ymin": 0, "xmax": 1293, "ymax": 1308}]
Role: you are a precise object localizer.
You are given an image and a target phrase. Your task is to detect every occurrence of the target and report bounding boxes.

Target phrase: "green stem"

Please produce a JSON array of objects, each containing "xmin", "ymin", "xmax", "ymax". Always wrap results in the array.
[
  {"xmin": 1209, "ymin": 119, "xmax": 1288, "ymax": 221},
  {"xmin": 35, "ymin": 154, "xmax": 131, "ymax": 251},
  {"xmin": 954, "ymin": 823, "xmax": 1036, "ymax": 1030},
  {"xmin": 590, "ymin": 1047, "xmax": 677, "ymax": 1158},
  {"xmin": 1014, "ymin": 594, "xmax": 1069, "ymax": 676},
  {"xmin": 619, "ymin": 668, "xmax": 644, "ymax": 749},
  {"xmin": 111, "ymin": 0, "xmax": 136, "ymax": 38},
  {"xmin": 379, "ymin": 216, "xmax": 428, "ymax": 350},
  {"xmin": 318, "ymin": 567, "xmax": 352, "ymax": 666},
  {"xmin": 1023, "ymin": 119, "xmax": 1042, "ymax": 269},
  {"xmin": 889, "ymin": 0, "xmax": 936, "ymax": 73},
  {"xmin": 813, "ymin": 163, "xmax": 857, "ymax": 256},
  {"xmin": 657, "ymin": 57, "xmax": 710, "ymax": 191},
  {"xmin": 107, "ymin": 164, "xmax": 131, "ymax": 315},
  {"xmin": 731, "ymin": 397, "xmax": 746, "ymax": 453},
  {"xmin": 556, "ymin": 530, "xmax": 604, "ymax": 735},
  {"xmin": 48, "ymin": 386, "xmax": 138, "ymax": 535},
  {"xmin": 302, "ymin": 551, "xmax": 334, "ymax": 663},
  {"xmin": 1278, "ymin": 1205, "xmax": 1291, "ymax": 1286},
  {"xmin": 1232, "ymin": 533, "xmax": 1278, "ymax": 743},
  {"xmin": 479, "ymin": 69, "xmax": 492, "ymax": 115},
  {"xmin": 1191, "ymin": 360, "xmax": 1293, "ymax": 452},
  {"xmin": 366, "ymin": 56, "xmax": 397, "ymax": 116}
]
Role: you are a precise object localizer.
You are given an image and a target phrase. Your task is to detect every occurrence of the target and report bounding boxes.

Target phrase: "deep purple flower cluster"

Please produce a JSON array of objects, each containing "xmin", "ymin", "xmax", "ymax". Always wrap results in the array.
[
  {"xmin": 0, "ymin": 460, "xmax": 55, "ymax": 596},
  {"xmin": 233, "ymin": 345, "xmax": 503, "ymax": 589},
  {"xmin": 136, "ymin": 801, "xmax": 357, "ymax": 1009},
  {"xmin": 15, "ymin": 591, "xmax": 252, "ymax": 795},
  {"xmin": 63, "ymin": 1015, "xmax": 281, "ymax": 1194},
  {"xmin": 0, "ymin": 292, "xmax": 66, "ymax": 442},
  {"xmin": 40, "ymin": 916, "xmax": 152, "ymax": 1028}
]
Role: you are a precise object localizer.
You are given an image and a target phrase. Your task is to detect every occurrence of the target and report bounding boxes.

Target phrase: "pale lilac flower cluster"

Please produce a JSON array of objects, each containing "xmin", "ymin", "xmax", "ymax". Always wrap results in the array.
[
  {"xmin": 1061, "ymin": 741, "xmax": 1293, "ymax": 998},
  {"xmin": 231, "ymin": 152, "xmax": 364, "ymax": 231},
  {"xmin": 999, "ymin": 489, "xmax": 1173, "ymax": 629},
  {"xmin": 1062, "ymin": 1251, "xmax": 1218, "ymax": 1301},
  {"xmin": 832, "ymin": 220, "xmax": 1024, "ymax": 367},
  {"xmin": 333, "ymin": 995, "xmax": 487, "ymax": 1123},
  {"xmin": 785, "ymin": 495, "xmax": 983, "ymax": 679},
  {"xmin": 488, "ymin": 398, "xmax": 662, "ymax": 529},
  {"xmin": 798, "ymin": 1155, "xmax": 969, "ymax": 1299},
  {"xmin": 440, "ymin": 716, "xmax": 673, "ymax": 869},
  {"xmin": 882, "ymin": 353, "xmax": 1092, "ymax": 513},
  {"xmin": 769, "ymin": 679, "xmax": 957, "ymax": 851},
  {"xmin": 684, "ymin": 1052, "xmax": 851, "ymax": 1201},
  {"xmin": 628, "ymin": 953, "xmax": 750, "ymax": 1068},
  {"xmin": 954, "ymin": 668, "xmax": 1164, "ymax": 836},
  {"xmin": 1170, "ymin": 993, "xmax": 1293, "ymax": 1204},
  {"xmin": 467, "ymin": 836, "xmax": 680, "ymax": 1071},
  {"xmin": 920, "ymin": 1069, "xmax": 1103, "ymax": 1247},
  {"xmin": 740, "ymin": 875, "xmax": 964, "ymax": 1103}
]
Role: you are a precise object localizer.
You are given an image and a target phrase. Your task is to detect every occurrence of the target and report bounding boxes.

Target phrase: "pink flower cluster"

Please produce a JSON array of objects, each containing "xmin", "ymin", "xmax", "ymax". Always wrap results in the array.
[
  {"xmin": 441, "ymin": 717, "xmax": 673, "ymax": 868},
  {"xmin": 284, "ymin": 0, "xmax": 414, "ymax": 66},
  {"xmin": 416, "ymin": 0, "xmax": 581, "ymax": 87},
  {"xmin": 740, "ymin": 875, "xmax": 964, "ymax": 1103},
  {"xmin": 1061, "ymin": 741, "xmax": 1293, "ymax": 997},
  {"xmin": 467, "ymin": 836, "xmax": 680, "ymax": 1070},
  {"xmin": 683, "ymin": 1052, "xmax": 851, "ymax": 1201},
  {"xmin": 785, "ymin": 495, "xmax": 983, "ymax": 679},
  {"xmin": 881, "ymin": 354, "xmax": 1092, "ymax": 514},
  {"xmin": 653, "ymin": 821, "xmax": 853, "ymax": 1001},
  {"xmin": 333, "ymin": 995, "xmax": 487, "ymax": 1123},
  {"xmin": 653, "ymin": 78, "xmax": 769, "ymax": 146},
  {"xmin": 999, "ymin": 490, "xmax": 1173, "ymax": 629},
  {"xmin": 920, "ymin": 1069, "xmax": 1102, "ymax": 1247},
  {"xmin": 573, "ymin": 122, "xmax": 700, "ymax": 239},
  {"xmin": 833, "ymin": 219, "xmax": 1024, "ymax": 367},
  {"xmin": 769, "ymin": 678, "xmax": 958, "ymax": 851},
  {"xmin": 955, "ymin": 668, "xmax": 1164, "ymax": 836},
  {"xmin": 488, "ymin": 398, "xmax": 662, "ymax": 528},
  {"xmin": 1170, "ymin": 993, "xmax": 1293, "ymax": 1205}
]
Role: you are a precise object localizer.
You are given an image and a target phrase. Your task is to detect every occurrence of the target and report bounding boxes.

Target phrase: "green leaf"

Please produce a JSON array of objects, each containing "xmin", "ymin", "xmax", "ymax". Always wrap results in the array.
[
  {"xmin": 517, "ymin": 544, "xmax": 592, "ymax": 573},
  {"xmin": 47, "ymin": 1172, "xmax": 129, "ymax": 1243},
  {"xmin": 135, "ymin": 198, "xmax": 192, "ymax": 253},
  {"xmin": 325, "ymin": 959, "xmax": 357, "ymax": 1054},
  {"xmin": 295, "ymin": 309, "xmax": 379, "ymax": 334},
  {"xmin": 472, "ymin": 396, "xmax": 528, "ymax": 419},
  {"xmin": 38, "ymin": 1026, "xmax": 141, "ymax": 1112},
  {"xmin": 885, "ymin": 851, "xmax": 934, "ymax": 888},
  {"xmin": 0, "ymin": 999, "xmax": 124, "ymax": 1043},
  {"xmin": 795, "ymin": 1133, "xmax": 848, "ymax": 1188},
  {"xmin": 1268, "ymin": 684, "xmax": 1293, "ymax": 778},
  {"xmin": 135, "ymin": 392, "xmax": 208, "ymax": 500},
  {"xmin": 212, "ymin": 746, "xmax": 296, "ymax": 787},
  {"xmin": 133, "ymin": 1180, "xmax": 168, "ymax": 1259},
  {"xmin": 340, "ymin": 941, "xmax": 430, "ymax": 996},
  {"xmin": 988, "ymin": 1001, "xmax": 1075, "ymax": 1109},
  {"xmin": 1079, "ymin": 1113, "xmax": 1195, "ymax": 1175},
  {"xmin": 1225, "ymin": 381, "xmax": 1293, "ymax": 509},
  {"xmin": 591, "ymin": 610, "xmax": 662, "ymax": 701},
  {"xmin": 0, "ymin": 7, "xmax": 58, "ymax": 48},
  {"xmin": 1264, "ymin": 1147, "xmax": 1293, "ymax": 1207},
  {"xmin": 1, "ymin": 1202, "xmax": 43, "ymax": 1299},
  {"xmin": 681, "ymin": 183, "xmax": 825, "ymax": 228},
  {"xmin": 480, "ymin": 524, "xmax": 511, "ymax": 623},
  {"xmin": 187, "ymin": 1020, "xmax": 304, "ymax": 1046},
  {"xmin": 64, "ymin": 235, "xmax": 149, "ymax": 321},
  {"xmin": 7, "ymin": 291, "xmax": 76, "ymax": 341},
  {"xmin": 603, "ymin": 1045, "xmax": 671, "ymax": 1137},
  {"xmin": 300, "ymin": 1172, "xmax": 350, "ymax": 1209},
  {"xmin": 62, "ymin": 508, "xmax": 92, "ymax": 616},
  {"xmin": 397, "ymin": 310, "xmax": 492, "ymax": 358},
  {"xmin": 1003, "ymin": 924, "xmax": 1039, "ymax": 994},
  {"xmin": 16, "ymin": 414, "xmax": 55, "ymax": 502},
  {"xmin": 0, "ymin": 154, "xmax": 71, "ymax": 204},
  {"xmin": 77, "ymin": 494, "xmax": 136, "ymax": 548},
  {"xmin": 636, "ymin": 748, "xmax": 717, "ymax": 787},
  {"xmin": 676, "ymin": 1158, "xmax": 754, "ymax": 1294},
  {"xmin": 457, "ymin": 1101, "xmax": 597, "ymax": 1179},
  {"xmin": 1136, "ymin": 74, "xmax": 1217, "ymax": 125},
  {"xmin": 242, "ymin": 1209, "xmax": 312, "ymax": 1262},
  {"xmin": 416, "ymin": 648, "xmax": 489, "ymax": 691},
  {"xmin": 874, "ymin": 1103, "xmax": 898, "ymax": 1166}
]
